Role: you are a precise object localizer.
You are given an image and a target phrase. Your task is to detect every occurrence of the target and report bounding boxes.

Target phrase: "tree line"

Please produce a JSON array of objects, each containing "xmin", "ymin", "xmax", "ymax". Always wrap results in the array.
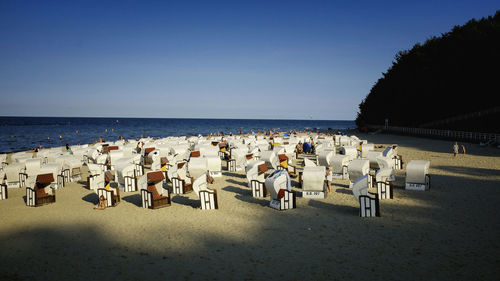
[{"xmin": 356, "ymin": 10, "xmax": 500, "ymax": 133}]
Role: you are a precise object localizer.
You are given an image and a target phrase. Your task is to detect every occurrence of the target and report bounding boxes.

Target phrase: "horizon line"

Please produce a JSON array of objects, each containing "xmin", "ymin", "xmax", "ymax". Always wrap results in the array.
[{"xmin": 0, "ymin": 115, "xmax": 355, "ymax": 122}]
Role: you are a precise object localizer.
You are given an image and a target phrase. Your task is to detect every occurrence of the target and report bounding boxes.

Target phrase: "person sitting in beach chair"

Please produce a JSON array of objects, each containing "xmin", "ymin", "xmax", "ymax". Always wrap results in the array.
[{"xmin": 94, "ymin": 195, "xmax": 107, "ymax": 210}]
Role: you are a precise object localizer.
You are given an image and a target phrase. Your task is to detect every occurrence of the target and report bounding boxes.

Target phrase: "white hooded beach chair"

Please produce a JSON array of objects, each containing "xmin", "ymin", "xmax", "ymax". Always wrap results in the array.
[
  {"xmin": 19, "ymin": 158, "xmax": 41, "ymax": 188},
  {"xmin": 26, "ymin": 173, "xmax": 56, "ymax": 207},
  {"xmin": 115, "ymin": 160, "xmax": 141, "ymax": 192},
  {"xmin": 5, "ymin": 162, "xmax": 26, "ymax": 188},
  {"xmin": 301, "ymin": 166, "xmax": 327, "ymax": 198},
  {"xmin": 96, "ymin": 171, "xmax": 120, "ymax": 207},
  {"xmin": 260, "ymin": 150, "xmax": 279, "ymax": 171},
  {"xmin": 383, "ymin": 145, "xmax": 403, "ymax": 170},
  {"xmin": 303, "ymin": 158, "xmax": 316, "ymax": 167},
  {"xmin": 339, "ymin": 146, "xmax": 358, "ymax": 161},
  {"xmin": 277, "ymin": 154, "xmax": 297, "ymax": 178},
  {"xmin": 40, "ymin": 163, "xmax": 65, "ymax": 189},
  {"xmin": 246, "ymin": 160, "xmax": 268, "ymax": 197},
  {"xmin": 348, "ymin": 159, "xmax": 370, "ymax": 188},
  {"xmin": 330, "ymin": 155, "xmax": 350, "ymax": 180},
  {"xmin": 367, "ymin": 150, "xmax": 383, "ymax": 171},
  {"xmin": 266, "ymin": 169, "xmax": 295, "ymax": 210},
  {"xmin": 86, "ymin": 163, "xmax": 105, "ymax": 191},
  {"xmin": 360, "ymin": 143, "xmax": 374, "ymax": 158},
  {"xmin": 227, "ymin": 148, "xmax": 246, "ymax": 172},
  {"xmin": 205, "ymin": 155, "xmax": 222, "ymax": 177},
  {"xmin": 352, "ymin": 174, "xmax": 380, "ymax": 217},
  {"xmin": 374, "ymin": 156, "xmax": 395, "ymax": 199},
  {"xmin": 317, "ymin": 150, "xmax": 335, "ymax": 167},
  {"xmin": 0, "ymin": 171, "xmax": 7, "ymax": 199},
  {"xmin": 405, "ymin": 160, "xmax": 430, "ymax": 190},
  {"xmin": 140, "ymin": 171, "xmax": 171, "ymax": 209},
  {"xmin": 188, "ymin": 157, "xmax": 208, "ymax": 179},
  {"xmin": 171, "ymin": 162, "xmax": 193, "ymax": 194},
  {"xmin": 192, "ymin": 173, "xmax": 218, "ymax": 210}
]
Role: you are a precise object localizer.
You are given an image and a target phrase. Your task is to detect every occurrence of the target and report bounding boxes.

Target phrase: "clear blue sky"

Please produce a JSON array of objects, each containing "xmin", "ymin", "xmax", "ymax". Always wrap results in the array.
[{"xmin": 0, "ymin": 0, "xmax": 497, "ymax": 120}]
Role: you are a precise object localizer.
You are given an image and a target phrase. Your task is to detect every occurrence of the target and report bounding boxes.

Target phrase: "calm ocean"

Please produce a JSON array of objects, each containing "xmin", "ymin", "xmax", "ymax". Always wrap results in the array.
[{"xmin": 0, "ymin": 117, "xmax": 355, "ymax": 153}]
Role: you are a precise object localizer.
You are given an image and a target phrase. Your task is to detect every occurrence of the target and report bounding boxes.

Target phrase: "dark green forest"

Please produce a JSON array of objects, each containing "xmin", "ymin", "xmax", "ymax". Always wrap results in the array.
[{"xmin": 356, "ymin": 10, "xmax": 500, "ymax": 133}]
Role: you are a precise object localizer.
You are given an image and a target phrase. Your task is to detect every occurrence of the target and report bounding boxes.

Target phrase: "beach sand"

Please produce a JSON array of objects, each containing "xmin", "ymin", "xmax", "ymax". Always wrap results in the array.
[{"xmin": 1, "ymin": 133, "xmax": 499, "ymax": 281}]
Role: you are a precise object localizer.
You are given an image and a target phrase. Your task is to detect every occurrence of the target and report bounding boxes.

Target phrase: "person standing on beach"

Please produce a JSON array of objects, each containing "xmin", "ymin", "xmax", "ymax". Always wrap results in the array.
[
  {"xmin": 326, "ymin": 167, "xmax": 333, "ymax": 193},
  {"xmin": 461, "ymin": 144, "xmax": 466, "ymax": 155},
  {"xmin": 453, "ymin": 142, "xmax": 459, "ymax": 157}
]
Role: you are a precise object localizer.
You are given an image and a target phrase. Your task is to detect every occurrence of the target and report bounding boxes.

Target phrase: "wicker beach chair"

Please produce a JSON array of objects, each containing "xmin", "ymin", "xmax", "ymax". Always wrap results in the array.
[
  {"xmin": 266, "ymin": 169, "xmax": 296, "ymax": 210},
  {"xmin": 140, "ymin": 171, "xmax": 171, "ymax": 209},
  {"xmin": 405, "ymin": 160, "xmax": 431, "ymax": 190},
  {"xmin": 96, "ymin": 171, "xmax": 120, "ymax": 207},
  {"xmin": 352, "ymin": 174, "xmax": 380, "ymax": 217},
  {"xmin": 301, "ymin": 166, "xmax": 327, "ymax": 198},
  {"xmin": 171, "ymin": 162, "xmax": 193, "ymax": 194},
  {"xmin": 246, "ymin": 160, "xmax": 268, "ymax": 197},
  {"xmin": 26, "ymin": 173, "xmax": 56, "ymax": 207},
  {"xmin": 192, "ymin": 173, "xmax": 218, "ymax": 210},
  {"xmin": 348, "ymin": 159, "xmax": 370, "ymax": 188}
]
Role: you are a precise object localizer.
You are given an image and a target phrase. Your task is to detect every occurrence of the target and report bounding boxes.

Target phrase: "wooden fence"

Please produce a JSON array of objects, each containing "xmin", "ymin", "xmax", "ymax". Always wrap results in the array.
[{"xmin": 369, "ymin": 125, "xmax": 500, "ymax": 143}]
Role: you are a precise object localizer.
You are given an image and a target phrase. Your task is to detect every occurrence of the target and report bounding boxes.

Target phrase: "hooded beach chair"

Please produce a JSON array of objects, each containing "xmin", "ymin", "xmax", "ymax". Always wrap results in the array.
[
  {"xmin": 266, "ymin": 169, "xmax": 296, "ymax": 210},
  {"xmin": 115, "ymin": 160, "xmax": 141, "ymax": 192},
  {"xmin": 383, "ymin": 145, "xmax": 403, "ymax": 170},
  {"xmin": 246, "ymin": 160, "xmax": 269, "ymax": 197},
  {"xmin": 339, "ymin": 146, "xmax": 358, "ymax": 161},
  {"xmin": 96, "ymin": 171, "xmax": 120, "ymax": 207},
  {"xmin": 171, "ymin": 162, "xmax": 193, "ymax": 194},
  {"xmin": 301, "ymin": 166, "xmax": 327, "ymax": 198},
  {"xmin": 352, "ymin": 174, "xmax": 380, "ymax": 217},
  {"xmin": 187, "ymin": 157, "xmax": 208, "ymax": 179},
  {"xmin": 260, "ymin": 150, "xmax": 279, "ymax": 171},
  {"xmin": 227, "ymin": 148, "xmax": 247, "ymax": 172},
  {"xmin": 317, "ymin": 150, "xmax": 335, "ymax": 167},
  {"xmin": 347, "ymin": 159, "xmax": 370, "ymax": 188},
  {"xmin": 87, "ymin": 163, "xmax": 105, "ymax": 191},
  {"xmin": 0, "ymin": 174, "xmax": 7, "ymax": 199},
  {"xmin": 192, "ymin": 173, "xmax": 218, "ymax": 210},
  {"xmin": 140, "ymin": 171, "xmax": 171, "ymax": 209},
  {"xmin": 26, "ymin": 173, "xmax": 56, "ymax": 207},
  {"xmin": 277, "ymin": 154, "xmax": 297, "ymax": 178},
  {"xmin": 19, "ymin": 158, "xmax": 41, "ymax": 188},
  {"xmin": 405, "ymin": 160, "xmax": 430, "ymax": 190},
  {"xmin": 374, "ymin": 156, "xmax": 395, "ymax": 199},
  {"xmin": 4, "ymin": 162, "xmax": 25, "ymax": 188},
  {"xmin": 330, "ymin": 154, "xmax": 350, "ymax": 180}
]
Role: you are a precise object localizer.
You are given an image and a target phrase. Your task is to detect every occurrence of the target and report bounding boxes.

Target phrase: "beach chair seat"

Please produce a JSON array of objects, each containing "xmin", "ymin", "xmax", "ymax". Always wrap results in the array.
[
  {"xmin": 192, "ymin": 173, "xmax": 218, "ymax": 210},
  {"xmin": 405, "ymin": 160, "xmax": 431, "ymax": 190},
  {"xmin": 352, "ymin": 175, "xmax": 380, "ymax": 217},
  {"xmin": 140, "ymin": 171, "xmax": 171, "ymax": 209},
  {"xmin": 26, "ymin": 173, "xmax": 56, "ymax": 207},
  {"xmin": 302, "ymin": 166, "xmax": 327, "ymax": 199},
  {"xmin": 265, "ymin": 169, "xmax": 296, "ymax": 210}
]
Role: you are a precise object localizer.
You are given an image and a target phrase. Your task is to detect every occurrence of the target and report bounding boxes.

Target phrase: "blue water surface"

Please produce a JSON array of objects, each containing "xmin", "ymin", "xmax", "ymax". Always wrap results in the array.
[{"xmin": 0, "ymin": 117, "xmax": 355, "ymax": 153}]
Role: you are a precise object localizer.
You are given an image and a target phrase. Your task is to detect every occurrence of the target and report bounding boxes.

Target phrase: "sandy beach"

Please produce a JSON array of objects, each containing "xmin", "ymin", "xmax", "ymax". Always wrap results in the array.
[{"xmin": 1, "ymin": 133, "xmax": 499, "ymax": 281}]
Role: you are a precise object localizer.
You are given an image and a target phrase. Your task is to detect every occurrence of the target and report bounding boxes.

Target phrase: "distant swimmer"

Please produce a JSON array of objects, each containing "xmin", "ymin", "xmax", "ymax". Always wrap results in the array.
[{"xmin": 59, "ymin": 135, "xmax": 62, "ymax": 140}]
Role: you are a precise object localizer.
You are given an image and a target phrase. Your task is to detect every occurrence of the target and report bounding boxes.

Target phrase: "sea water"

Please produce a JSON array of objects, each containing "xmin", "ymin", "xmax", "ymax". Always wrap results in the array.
[{"xmin": 0, "ymin": 117, "xmax": 355, "ymax": 153}]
